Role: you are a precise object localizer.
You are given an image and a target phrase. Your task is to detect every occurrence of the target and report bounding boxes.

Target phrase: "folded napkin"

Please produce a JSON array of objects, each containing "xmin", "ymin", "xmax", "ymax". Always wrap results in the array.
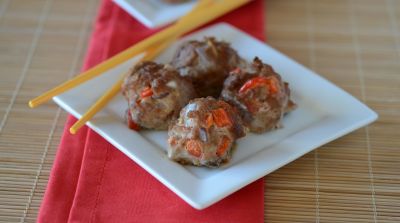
[{"xmin": 38, "ymin": 0, "xmax": 266, "ymax": 222}]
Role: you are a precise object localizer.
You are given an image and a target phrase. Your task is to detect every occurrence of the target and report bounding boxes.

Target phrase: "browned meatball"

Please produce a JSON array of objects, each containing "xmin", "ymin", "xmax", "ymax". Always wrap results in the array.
[
  {"xmin": 170, "ymin": 37, "xmax": 245, "ymax": 97},
  {"xmin": 122, "ymin": 61, "xmax": 196, "ymax": 130},
  {"xmin": 220, "ymin": 57, "xmax": 296, "ymax": 133},
  {"xmin": 168, "ymin": 97, "xmax": 247, "ymax": 167}
]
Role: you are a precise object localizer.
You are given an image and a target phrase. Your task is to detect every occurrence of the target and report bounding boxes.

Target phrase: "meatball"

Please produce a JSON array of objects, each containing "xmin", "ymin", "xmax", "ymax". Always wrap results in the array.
[
  {"xmin": 167, "ymin": 97, "xmax": 247, "ymax": 167},
  {"xmin": 122, "ymin": 61, "xmax": 196, "ymax": 130},
  {"xmin": 170, "ymin": 37, "xmax": 245, "ymax": 97},
  {"xmin": 221, "ymin": 57, "xmax": 296, "ymax": 133}
]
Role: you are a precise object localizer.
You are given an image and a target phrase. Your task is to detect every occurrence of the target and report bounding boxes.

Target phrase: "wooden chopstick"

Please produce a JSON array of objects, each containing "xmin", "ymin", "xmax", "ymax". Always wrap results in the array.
[
  {"xmin": 28, "ymin": 0, "xmax": 249, "ymax": 108},
  {"xmin": 69, "ymin": 0, "xmax": 215, "ymax": 134}
]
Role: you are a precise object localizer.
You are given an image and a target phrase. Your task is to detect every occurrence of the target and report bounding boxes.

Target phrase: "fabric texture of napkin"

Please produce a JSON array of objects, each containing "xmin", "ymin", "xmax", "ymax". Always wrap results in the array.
[{"xmin": 38, "ymin": 0, "xmax": 266, "ymax": 222}]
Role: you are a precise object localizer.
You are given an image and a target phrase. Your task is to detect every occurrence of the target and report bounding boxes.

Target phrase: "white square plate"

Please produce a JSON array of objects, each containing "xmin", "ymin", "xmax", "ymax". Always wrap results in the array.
[
  {"xmin": 112, "ymin": 0, "xmax": 196, "ymax": 28},
  {"xmin": 54, "ymin": 23, "xmax": 378, "ymax": 209}
]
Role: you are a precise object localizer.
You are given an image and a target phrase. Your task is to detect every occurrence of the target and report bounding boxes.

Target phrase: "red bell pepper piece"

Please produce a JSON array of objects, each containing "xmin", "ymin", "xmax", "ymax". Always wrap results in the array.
[
  {"xmin": 211, "ymin": 108, "xmax": 232, "ymax": 127},
  {"xmin": 206, "ymin": 113, "xmax": 214, "ymax": 128},
  {"xmin": 216, "ymin": 136, "xmax": 231, "ymax": 157},
  {"xmin": 239, "ymin": 76, "xmax": 279, "ymax": 94},
  {"xmin": 127, "ymin": 111, "xmax": 140, "ymax": 131},
  {"xmin": 140, "ymin": 86, "xmax": 153, "ymax": 98},
  {"xmin": 186, "ymin": 140, "xmax": 202, "ymax": 157}
]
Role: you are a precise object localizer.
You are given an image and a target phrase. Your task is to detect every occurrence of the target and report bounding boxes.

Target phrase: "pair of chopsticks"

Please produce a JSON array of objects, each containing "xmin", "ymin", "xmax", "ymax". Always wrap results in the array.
[{"xmin": 28, "ymin": 0, "xmax": 250, "ymax": 134}]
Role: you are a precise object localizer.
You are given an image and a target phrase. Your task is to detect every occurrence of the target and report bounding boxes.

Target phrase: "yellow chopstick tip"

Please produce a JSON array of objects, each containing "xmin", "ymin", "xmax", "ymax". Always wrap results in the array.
[
  {"xmin": 28, "ymin": 101, "xmax": 35, "ymax": 108},
  {"xmin": 69, "ymin": 127, "xmax": 77, "ymax": 134}
]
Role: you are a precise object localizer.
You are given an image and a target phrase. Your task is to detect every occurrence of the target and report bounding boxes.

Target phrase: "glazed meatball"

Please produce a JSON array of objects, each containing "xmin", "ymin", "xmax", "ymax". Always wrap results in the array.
[
  {"xmin": 221, "ymin": 57, "xmax": 296, "ymax": 133},
  {"xmin": 168, "ymin": 97, "xmax": 247, "ymax": 167},
  {"xmin": 170, "ymin": 37, "xmax": 245, "ymax": 97},
  {"xmin": 122, "ymin": 61, "xmax": 196, "ymax": 130}
]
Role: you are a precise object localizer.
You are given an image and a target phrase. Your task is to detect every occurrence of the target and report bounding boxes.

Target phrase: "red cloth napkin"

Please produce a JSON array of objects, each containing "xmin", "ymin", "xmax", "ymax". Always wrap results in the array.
[{"xmin": 38, "ymin": 0, "xmax": 266, "ymax": 222}]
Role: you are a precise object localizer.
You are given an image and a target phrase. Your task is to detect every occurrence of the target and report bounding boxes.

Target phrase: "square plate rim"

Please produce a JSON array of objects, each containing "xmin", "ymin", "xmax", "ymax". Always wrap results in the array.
[{"xmin": 53, "ymin": 22, "xmax": 378, "ymax": 210}]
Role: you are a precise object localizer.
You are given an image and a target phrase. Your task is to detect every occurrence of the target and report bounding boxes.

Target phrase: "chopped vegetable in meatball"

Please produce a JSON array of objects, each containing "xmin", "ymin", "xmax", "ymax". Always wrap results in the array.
[
  {"xmin": 122, "ymin": 61, "xmax": 196, "ymax": 130},
  {"xmin": 168, "ymin": 97, "xmax": 247, "ymax": 167},
  {"xmin": 221, "ymin": 57, "xmax": 296, "ymax": 133}
]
